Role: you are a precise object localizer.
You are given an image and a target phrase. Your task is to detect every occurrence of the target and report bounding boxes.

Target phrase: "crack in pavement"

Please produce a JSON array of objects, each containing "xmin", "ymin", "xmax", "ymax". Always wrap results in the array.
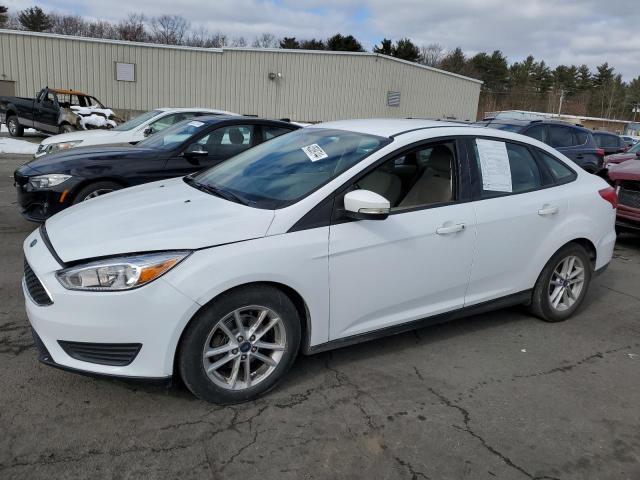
[
  {"xmin": 467, "ymin": 343, "xmax": 638, "ymax": 398},
  {"xmin": 394, "ymin": 455, "xmax": 431, "ymax": 480},
  {"xmin": 598, "ymin": 284, "xmax": 640, "ymax": 303},
  {"xmin": 419, "ymin": 373, "xmax": 560, "ymax": 480}
]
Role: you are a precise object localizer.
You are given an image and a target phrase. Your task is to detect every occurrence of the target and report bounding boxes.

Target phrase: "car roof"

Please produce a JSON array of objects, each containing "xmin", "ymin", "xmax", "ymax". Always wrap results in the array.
[
  {"xmin": 307, "ymin": 118, "xmax": 469, "ymax": 138},
  {"xmin": 156, "ymin": 107, "xmax": 238, "ymax": 115},
  {"xmin": 184, "ymin": 115, "xmax": 297, "ymax": 127},
  {"xmin": 592, "ymin": 130, "xmax": 618, "ymax": 136},
  {"xmin": 49, "ymin": 88, "xmax": 89, "ymax": 96}
]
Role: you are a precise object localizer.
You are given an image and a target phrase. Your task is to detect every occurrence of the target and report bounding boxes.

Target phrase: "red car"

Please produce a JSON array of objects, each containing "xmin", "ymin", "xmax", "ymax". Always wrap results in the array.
[
  {"xmin": 605, "ymin": 141, "xmax": 640, "ymax": 166},
  {"xmin": 608, "ymin": 159, "xmax": 640, "ymax": 232}
]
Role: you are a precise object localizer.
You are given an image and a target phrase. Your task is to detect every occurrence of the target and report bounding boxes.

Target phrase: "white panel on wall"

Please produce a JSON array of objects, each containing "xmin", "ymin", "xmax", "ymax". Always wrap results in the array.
[{"xmin": 115, "ymin": 62, "xmax": 135, "ymax": 82}]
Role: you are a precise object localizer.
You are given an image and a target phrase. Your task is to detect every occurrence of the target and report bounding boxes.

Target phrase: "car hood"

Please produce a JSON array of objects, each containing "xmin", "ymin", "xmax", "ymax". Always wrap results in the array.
[
  {"xmin": 41, "ymin": 129, "xmax": 124, "ymax": 146},
  {"xmin": 45, "ymin": 177, "xmax": 275, "ymax": 262},
  {"xmin": 19, "ymin": 146, "xmax": 159, "ymax": 174},
  {"xmin": 605, "ymin": 152, "xmax": 637, "ymax": 164},
  {"xmin": 608, "ymin": 160, "xmax": 640, "ymax": 182}
]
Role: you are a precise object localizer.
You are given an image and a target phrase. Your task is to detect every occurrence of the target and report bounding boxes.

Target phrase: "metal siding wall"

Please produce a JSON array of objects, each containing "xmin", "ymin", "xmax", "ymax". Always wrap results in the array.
[{"xmin": 0, "ymin": 31, "xmax": 480, "ymax": 122}]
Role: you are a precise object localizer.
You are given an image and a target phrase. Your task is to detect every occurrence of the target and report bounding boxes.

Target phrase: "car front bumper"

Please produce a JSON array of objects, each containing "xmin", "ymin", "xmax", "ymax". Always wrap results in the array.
[
  {"xmin": 23, "ymin": 228, "xmax": 201, "ymax": 379},
  {"xmin": 14, "ymin": 172, "xmax": 80, "ymax": 222}
]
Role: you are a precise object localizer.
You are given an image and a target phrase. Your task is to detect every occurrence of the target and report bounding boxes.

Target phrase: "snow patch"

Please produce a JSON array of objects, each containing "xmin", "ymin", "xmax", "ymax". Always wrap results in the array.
[
  {"xmin": 70, "ymin": 106, "xmax": 116, "ymax": 117},
  {"xmin": 79, "ymin": 114, "xmax": 117, "ymax": 129},
  {"xmin": 0, "ymin": 137, "xmax": 38, "ymax": 154}
]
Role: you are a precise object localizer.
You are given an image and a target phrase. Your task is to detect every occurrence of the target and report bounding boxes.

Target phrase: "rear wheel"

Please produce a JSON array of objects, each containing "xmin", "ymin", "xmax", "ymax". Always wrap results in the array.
[
  {"xmin": 179, "ymin": 285, "xmax": 301, "ymax": 404},
  {"xmin": 72, "ymin": 181, "xmax": 123, "ymax": 204},
  {"xmin": 7, "ymin": 115, "xmax": 23, "ymax": 137},
  {"xmin": 529, "ymin": 244, "xmax": 592, "ymax": 322}
]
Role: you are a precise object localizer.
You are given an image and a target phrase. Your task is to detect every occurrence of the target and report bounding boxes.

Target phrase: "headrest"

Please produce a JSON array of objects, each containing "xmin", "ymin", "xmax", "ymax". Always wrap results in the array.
[
  {"xmin": 228, "ymin": 128, "xmax": 245, "ymax": 145},
  {"xmin": 428, "ymin": 145, "xmax": 452, "ymax": 175}
]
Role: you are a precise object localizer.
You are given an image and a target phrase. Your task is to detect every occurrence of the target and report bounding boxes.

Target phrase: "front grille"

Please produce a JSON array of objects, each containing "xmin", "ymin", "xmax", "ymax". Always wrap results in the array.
[
  {"xmin": 619, "ymin": 187, "xmax": 640, "ymax": 209},
  {"xmin": 24, "ymin": 260, "xmax": 53, "ymax": 306},
  {"xmin": 58, "ymin": 341, "xmax": 142, "ymax": 366}
]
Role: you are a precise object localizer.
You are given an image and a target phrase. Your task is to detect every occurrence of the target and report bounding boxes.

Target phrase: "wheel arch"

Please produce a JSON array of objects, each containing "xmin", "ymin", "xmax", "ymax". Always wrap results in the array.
[
  {"xmin": 5, "ymin": 109, "xmax": 17, "ymax": 120},
  {"xmin": 69, "ymin": 177, "xmax": 131, "ymax": 203},
  {"xmin": 172, "ymin": 281, "xmax": 312, "ymax": 378}
]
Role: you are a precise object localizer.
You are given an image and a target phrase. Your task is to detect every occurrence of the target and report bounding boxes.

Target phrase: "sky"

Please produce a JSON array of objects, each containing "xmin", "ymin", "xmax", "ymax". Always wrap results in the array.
[{"xmin": 7, "ymin": 0, "xmax": 640, "ymax": 80}]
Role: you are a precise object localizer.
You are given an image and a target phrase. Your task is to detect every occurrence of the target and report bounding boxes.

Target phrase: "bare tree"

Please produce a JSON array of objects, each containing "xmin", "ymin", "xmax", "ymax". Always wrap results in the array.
[
  {"xmin": 185, "ymin": 28, "xmax": 227, "ymax": 48},
  {"xmin": 231, "ymin": 36, "xmax": 247, "ymax": 47},
  {"xmin": 48, "ymin": 14, "xmax": 88, "ymax": 36},
  {"xmin": 419, "ymin": 43, "xmax": 444, "ymax": 67},
  {"xmin": 117, "ymin": 13, "xmax": 146, "ymax": 42},
  {"xmin": 252, "ymin": 33, "xmax": 278, "ymax": 48},
  {"xmin": 87, "ymin": 20, "xmax": 117, "ymax": 39},
  {"xmin": 150, "ymin": 14, "xmax": 189, "ymax": 45}
]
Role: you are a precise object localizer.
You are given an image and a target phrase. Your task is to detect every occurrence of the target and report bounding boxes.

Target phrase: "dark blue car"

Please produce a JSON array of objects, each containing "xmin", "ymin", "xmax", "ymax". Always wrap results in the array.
[{"xmin": 479, "ymin": 118, "xmax": 605, "ymax": 173}]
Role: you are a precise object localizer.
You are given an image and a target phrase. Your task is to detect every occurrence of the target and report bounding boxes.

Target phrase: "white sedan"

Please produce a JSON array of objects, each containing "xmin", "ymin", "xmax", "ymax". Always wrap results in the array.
[
  {"xmin": 23, "ymin": 119, "xmax": 616, "ymax": 404},
  {"xmin": 34, "ymin": 107, "xmax": 238, "ymax": 157}
]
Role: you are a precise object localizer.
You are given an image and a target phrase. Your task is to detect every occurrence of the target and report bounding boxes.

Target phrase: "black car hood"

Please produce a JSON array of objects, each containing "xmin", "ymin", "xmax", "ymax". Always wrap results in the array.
[{"xmin": 20, "ymin": 146, "xmax": 162, "ymax": 175}]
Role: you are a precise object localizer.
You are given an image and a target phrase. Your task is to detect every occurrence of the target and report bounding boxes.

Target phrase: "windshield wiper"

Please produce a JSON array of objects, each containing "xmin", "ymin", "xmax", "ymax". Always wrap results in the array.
[{"xmin": 183, "ymin": 177, "xmax": 248, "ymax": 205}]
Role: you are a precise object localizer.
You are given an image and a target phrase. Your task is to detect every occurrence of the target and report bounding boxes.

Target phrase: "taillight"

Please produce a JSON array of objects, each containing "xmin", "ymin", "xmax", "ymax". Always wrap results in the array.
[
  {"xmin": 596, "ymin": 148, "xmax": 605, "ymax": 158},
  {"xmin": 599, "ymin": 187, "xmax": 617, "ymax": 209}
]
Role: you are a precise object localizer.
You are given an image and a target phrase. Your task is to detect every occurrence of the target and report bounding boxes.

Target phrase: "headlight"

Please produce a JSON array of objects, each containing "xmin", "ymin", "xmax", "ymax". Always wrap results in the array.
[
  {"xmin": 56, "ymin": 251, "xmax": 191, "ymax": 291},
  {"xmin": 28, "ymin": 174, "xmax": 72, "ymax": 189},
  {"xmin": 47, "ymin": 140, "xmax": 83, "ymax": 153}
]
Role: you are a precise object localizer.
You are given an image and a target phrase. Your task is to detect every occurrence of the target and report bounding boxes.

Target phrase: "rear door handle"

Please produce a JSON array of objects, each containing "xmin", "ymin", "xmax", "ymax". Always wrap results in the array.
[
  {"xmin": 436, "ymin": 223, "xmax": 466, "ymax": 235},
  {"xmin": 538, "ymin": 205, "xmax": 559, "ymax": 216},
  {"xmin": 575, "ymin": 154, "xmax": 584, "ymax": 159}
]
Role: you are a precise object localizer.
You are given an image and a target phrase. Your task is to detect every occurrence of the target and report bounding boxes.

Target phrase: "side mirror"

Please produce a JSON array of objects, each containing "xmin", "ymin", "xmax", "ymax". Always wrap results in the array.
[
  {"xmin": 184, "ymin": 143, "xmax": 208, "ymax": 157},
  {"xmin": 635, "ymin": 151, "xmax": 640, "ymax": 158},
  {"xmin": 343, "ymin": 189, "xmax": 390, "ymax": 220},
  {"xmin": 143, "ymin": 126, "xmax": 154, "ymax": 137}
]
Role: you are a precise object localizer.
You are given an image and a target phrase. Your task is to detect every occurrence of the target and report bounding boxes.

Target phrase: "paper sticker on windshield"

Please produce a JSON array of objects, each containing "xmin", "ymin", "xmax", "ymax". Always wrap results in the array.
[
  {"xmin": 301, "ymin": 144, "xmax": 328, "ymax": 162},
  {"xmin": 188, "ymin": 120, "xmax": 204, "ymax": 128},
  {"xmin": 475, "ymin": 139, "xmax": 512, "ymax": 192}
]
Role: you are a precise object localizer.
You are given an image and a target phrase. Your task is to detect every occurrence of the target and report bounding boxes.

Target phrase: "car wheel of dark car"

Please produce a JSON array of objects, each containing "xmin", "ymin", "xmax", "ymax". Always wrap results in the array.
[
  {"xmin": 73, "ymin": 181, "xmax": 123, "ymax": 203},
  {"xmin": 7, "ymin": 116, "xmax": 24, "ymax": 137},
  {"xmin": 60, "ymin": 124, "xmax": 75, "ymax": 134}
]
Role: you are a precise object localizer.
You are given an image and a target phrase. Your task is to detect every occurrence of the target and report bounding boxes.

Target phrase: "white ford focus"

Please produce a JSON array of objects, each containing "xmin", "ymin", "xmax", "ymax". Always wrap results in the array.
[{"xmin": 23, "ymin": 119, "xmax": 617, "ymax": 403}]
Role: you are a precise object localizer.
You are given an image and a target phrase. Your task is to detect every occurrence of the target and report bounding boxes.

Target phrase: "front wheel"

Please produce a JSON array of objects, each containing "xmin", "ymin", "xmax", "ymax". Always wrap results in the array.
[
  {"xmin": 179, "ymin": 285, "xmax": 301, "ymax": 404},
  {"xmin": 60, "ymin": 123, "xmax": 75, "ymax": 134},
  {"xmin": 7, "ymin": 116, "xmax": 24, "ymax": 137},
  {"xmin": 72, "ymin": 181, "xmax": 123, "ymax": 204},
  {"xmin": 529, "ymin": 244, "xmax": 592, "ymax": 322}
]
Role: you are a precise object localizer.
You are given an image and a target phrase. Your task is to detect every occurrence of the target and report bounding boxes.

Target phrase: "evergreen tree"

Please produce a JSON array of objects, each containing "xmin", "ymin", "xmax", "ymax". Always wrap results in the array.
[
  {"xmin": 18, "ymin": 6, "xmax": 52, "ymax": 31},
  {"xmin": 326, "ymin": 34, "xmax": 364, "ymax": 52},
  {"xmin": 373, "ymin": 38, "xmax": 393, "ymax": 56},
  {"xmin": 280, "ymin": 37, "xmax": 300, "ymax": 49},
  {"xmin": 392, "ymin": 38, "xmax": 420, "ymax": 62},
  {"xmin": 0, "ymin": 5, "xmax": 8, "ymax": 27},
  {"xmin": 299, "ymin": 39, "xmax": 325, "ymax": 50}
]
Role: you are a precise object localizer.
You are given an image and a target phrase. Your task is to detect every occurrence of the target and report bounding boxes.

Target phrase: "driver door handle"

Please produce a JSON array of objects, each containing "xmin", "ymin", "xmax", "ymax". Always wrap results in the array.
[
  {"xmin": 538, "ymin": 205, "xmax": 559, "ymax": 216},
  {"xmin": 436, "ymin": 223, "xmax": 466, "ymax": 235}
]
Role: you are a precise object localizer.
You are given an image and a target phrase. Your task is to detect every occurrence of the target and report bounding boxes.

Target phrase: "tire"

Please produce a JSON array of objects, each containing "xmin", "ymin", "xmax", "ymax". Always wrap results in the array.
[
  {"xmin": 60, "ymin": 124, "xmax": 74, "ymax": 134},
  {"xmin": 179, "ymin": 285, "xmax": 301, "ymax": 404},
  {"xmin": 7, "ymin": 115, "xmax": 24, "ymax": 137},
  {"xmin": 72, "ymin": 181, "xmax": 123, "ymax": 204},
  {"xmin": 529, "ymin": 243, "xmax": 592, "ymax": 322}
]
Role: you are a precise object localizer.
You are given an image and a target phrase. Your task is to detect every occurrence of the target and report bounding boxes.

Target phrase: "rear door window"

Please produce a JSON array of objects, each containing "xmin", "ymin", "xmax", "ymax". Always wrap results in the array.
[
  {"xmin": 523, "ymin": 125, "xmax": 546, "ymax": 142},
  {"xmin": 472, "ymin": 139, "xmax": 545, "ymax": 197},
  {"xmin": 263, "ymin": 126, "xmax": 294, "ymax": 141},
  {"xmin": 549, "ymin": 126, "xmax": 575, "ymax": 148}
]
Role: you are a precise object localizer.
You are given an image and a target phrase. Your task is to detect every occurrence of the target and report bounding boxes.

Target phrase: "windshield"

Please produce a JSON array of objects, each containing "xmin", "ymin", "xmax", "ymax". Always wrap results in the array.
[
  {"xmin": 114, "ymin": 110, "xmax": 163, "ymax": 131},
  {"xmin": 190, "ymin": 128, "xmax": 389, "ymax": 209},
  {"xmin": 628, "ymin": 142, "xmax": 640, "ymax": 153},
  {"xmin": 137, "ymin": 119, "xmax": 208, "ymax": 150}
]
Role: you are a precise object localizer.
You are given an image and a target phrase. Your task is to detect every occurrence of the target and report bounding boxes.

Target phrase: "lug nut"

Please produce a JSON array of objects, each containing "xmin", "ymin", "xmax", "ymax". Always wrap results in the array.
[
  {"xmin": 237, "ymin": 336, "xmax": 244, "ymax": 342},
  {"xmin": 232, "ymin": 349, "xmax": 238, "ymax": 355},
  {"xmin": 251, "ymin": 346, "xmax": 257, "ymax": 352},
  {"xmin": 241, "ymin": 354, "xmax": 247, "ymax": 360},
  {"xmin": 250, "ymin": 335, "xmax": 255, "ymax": 341}
]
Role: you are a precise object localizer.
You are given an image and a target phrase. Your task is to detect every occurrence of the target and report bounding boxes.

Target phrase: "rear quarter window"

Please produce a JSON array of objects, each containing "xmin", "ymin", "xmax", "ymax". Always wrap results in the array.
[{"xmin": 536, "ymin": 150, "xmax": 577, "ymax": 184}]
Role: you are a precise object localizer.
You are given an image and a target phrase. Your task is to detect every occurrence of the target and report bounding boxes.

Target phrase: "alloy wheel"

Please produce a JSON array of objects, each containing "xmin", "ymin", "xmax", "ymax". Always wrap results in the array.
[
  {"xmin": 548, "ymin": 255, "xmax": 585, "ymax": 312},
  {"xmin": 83, "ymin": 189, "xmax": 114, "ymax": 201},
  {"xmin": 202, "ymin": 306, "xmax": 286, "ymax": 390}
]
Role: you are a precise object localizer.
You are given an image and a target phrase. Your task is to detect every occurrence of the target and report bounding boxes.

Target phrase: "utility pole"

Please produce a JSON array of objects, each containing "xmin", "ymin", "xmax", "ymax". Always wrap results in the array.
[{"xmin": 557, "ymin": 89, "xmax": 564, "ymax": 116}]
